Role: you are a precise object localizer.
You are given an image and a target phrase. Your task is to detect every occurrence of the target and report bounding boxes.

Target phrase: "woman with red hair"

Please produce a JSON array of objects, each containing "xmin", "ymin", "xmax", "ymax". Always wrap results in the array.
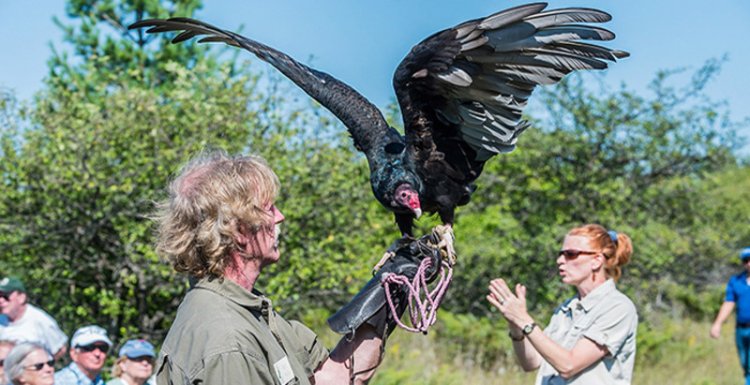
[{"xmin": 488, "ymin": 224, "xmax": 637, "ymax": 384}]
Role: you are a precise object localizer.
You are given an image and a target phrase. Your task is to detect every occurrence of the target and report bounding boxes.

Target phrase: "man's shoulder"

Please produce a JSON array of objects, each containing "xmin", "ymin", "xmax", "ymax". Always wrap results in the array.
[
  {"xmin": 161, "ymin": 288, "xmax": 265, "ymax": 359},
  {"xmin": 159, "ymin": 317, "xmax": 268, "ymax": 383},
  {"xmin": 20, "ymin": 304, "xmax": 59, "ymax": 325},
  {"xmin": 168, "ymin": 287, "xmax": 238, "ymax": 332},
  {"xmin": 174, "ymin": 283, "xmax": 255, "ymax": 318},
  {"xmin": 726, "ymin": 272, "xmax": 750, "ymax": 290}
]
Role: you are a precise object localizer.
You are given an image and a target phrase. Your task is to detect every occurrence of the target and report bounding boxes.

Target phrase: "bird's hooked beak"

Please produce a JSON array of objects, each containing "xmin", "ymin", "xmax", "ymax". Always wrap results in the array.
[
  {"xmin": 411, "ymin": 202, "xmax": 422, "ymax": 219},
  {"xmin": 395, "ymin": 184, "xmax": 422, "ymax": 218}
]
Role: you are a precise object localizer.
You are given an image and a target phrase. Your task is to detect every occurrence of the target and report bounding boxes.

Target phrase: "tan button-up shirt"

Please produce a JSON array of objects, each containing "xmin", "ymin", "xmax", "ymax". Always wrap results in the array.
[
  {"xmin": 156, "ymin": 277, "xmax": 329, "ymax": 385},
  {"xmin": 535, "ymin": 279, "xmax": 638, "ymax": 385}
]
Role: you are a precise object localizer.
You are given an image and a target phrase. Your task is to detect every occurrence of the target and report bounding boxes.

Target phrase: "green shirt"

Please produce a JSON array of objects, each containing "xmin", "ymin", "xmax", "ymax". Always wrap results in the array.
[{"xmin": 156, "ymin": 277, "xmax": 329, "ymax": 385}]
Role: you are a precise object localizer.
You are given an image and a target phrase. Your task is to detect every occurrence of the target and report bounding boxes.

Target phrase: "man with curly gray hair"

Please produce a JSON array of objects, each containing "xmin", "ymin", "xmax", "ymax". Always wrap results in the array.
[{"xmin": 154, "ymin": 151, "xmax": 385, "ymax": 385}]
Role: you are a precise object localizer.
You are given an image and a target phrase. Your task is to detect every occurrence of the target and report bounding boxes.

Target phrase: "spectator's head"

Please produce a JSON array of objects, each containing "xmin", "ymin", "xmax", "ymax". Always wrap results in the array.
[
  {"xmin": 111, "ymin": 339, "xmax": 155, "ymax": 385},
  {"xmin": 560, "ymin": 224, "xmax": 633, "ymax": 285},
  {"xmin": 0, "ymin": 339, "xmax": 17, "ymax": 383},
  {"xmin": 69, "ymin": 325, "xmax": 112, "ymax": 379},
  {"xmin": 0, "ymin": 277, "xmax": 27, "ymax": 321},
  {"xmin": 740, "ymin": 248, "xmax": 750, "ymax": 270},
  {"xmin": 156, "ymin": 151, "xmax": 283, "ymax": 279},
  {"xmin": 3, "ymin": 342, "xmax": 54, "ymax": 385}
]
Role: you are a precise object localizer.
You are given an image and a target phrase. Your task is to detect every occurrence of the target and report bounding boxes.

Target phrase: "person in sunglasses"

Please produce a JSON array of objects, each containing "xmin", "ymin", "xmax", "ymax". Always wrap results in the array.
[
  {"xmin": 488, "ymin": 224, "xmax": 637, "ymax": 385},
  {"xmin": 54, "ymin": 326, "xmax": 111, "ymax": 385},
  {"xmin": 710, "ymin": 247, "xmax": 750, "ymax": 385},
  {"xmin": 3, "ymin": 342, "xmax": 54, "ymax": 385},
  {"xmin": 0, "ymin": 277, "xmax": 68, "ymax": 360},
  {"xmin": 106, "ymin": 339, "xmax": 155, "ymax": 385}
]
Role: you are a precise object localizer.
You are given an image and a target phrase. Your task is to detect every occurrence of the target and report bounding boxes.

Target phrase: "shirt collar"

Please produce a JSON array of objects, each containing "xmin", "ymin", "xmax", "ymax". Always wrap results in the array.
[
  {"xmin": 578, "ymin": 279, "xmax": 616, "ymax": 312},
  {"xmin": 194, "ymin": 276, "xmax": 270, "ymax": 310},
  {"xmin": 66, "ymin": 362, "xmax": 103, "ymax": 385},
  {"xmin": 559, "ymin": 296, "xmax": 578, "ymax": 313}
]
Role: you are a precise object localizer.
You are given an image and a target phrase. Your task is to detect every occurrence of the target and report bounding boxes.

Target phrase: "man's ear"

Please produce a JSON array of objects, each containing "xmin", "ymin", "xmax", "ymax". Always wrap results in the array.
[{"xmin": 234, "ymin": 222, "xmax": 251, "ymax": 247}]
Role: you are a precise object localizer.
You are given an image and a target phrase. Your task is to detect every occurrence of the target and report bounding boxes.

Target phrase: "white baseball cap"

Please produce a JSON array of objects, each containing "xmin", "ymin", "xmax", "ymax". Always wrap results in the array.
[{"xmin": 70, "ymin": 325, "xmax": 113, "ymax": 348}]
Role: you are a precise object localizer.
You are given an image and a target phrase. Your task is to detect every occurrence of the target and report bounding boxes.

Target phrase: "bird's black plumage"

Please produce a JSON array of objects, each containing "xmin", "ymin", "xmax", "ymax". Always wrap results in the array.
[{"xmin": 130, "ymin": 3, "xmax": 628, "ymax": 236}]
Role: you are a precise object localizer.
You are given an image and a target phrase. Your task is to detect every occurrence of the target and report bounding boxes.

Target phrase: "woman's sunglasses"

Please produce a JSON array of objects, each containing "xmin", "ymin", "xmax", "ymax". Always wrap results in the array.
[
  {"xmin": 25, "ymin": 360, "xmax": 54, "ymax": 371},
  {"xmin": 129, "ymin": 356, "xmax": 155, "ymax": 364},
  {"xmin": 558, "ymin": 249, "xmax": 599, "ymax": 259}
]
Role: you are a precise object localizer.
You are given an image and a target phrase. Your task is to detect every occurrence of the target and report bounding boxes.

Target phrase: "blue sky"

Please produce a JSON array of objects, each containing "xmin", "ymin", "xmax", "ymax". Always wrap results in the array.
[{"xmin": 1, "ymin": 0, "xmax": 748, "ymax": 139}]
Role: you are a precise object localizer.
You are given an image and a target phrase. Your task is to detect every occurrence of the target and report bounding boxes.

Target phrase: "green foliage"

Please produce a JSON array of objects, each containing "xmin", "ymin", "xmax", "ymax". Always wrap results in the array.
[
  {"xmin": 1, "ymin": 0, "xmax": 749, "ymax": 357},
  {"xmin": 432, "ymin": 310, "xmax": 512, "ymax": 369},
  {"xmin": 50, "ymin": 0, "xmax": 207, "ymax": 91},
  {"xmin": 0, "ymin": 0, "xmax": 397, "ymax": 342},
  {"xmin": 0, "ymin": 56, "xmax": 268, "ymax": 338},
  {"xmin": 443, "ymin": 62, "xmax": 743, "ymax": 317}
]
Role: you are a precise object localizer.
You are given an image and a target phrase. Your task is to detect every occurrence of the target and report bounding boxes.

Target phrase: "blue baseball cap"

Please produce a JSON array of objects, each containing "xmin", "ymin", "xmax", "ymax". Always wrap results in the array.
[
  {"xmin": 118, "ymin": 339, "xmax": 155, "ymax": 358},
  {"xmin": 741, "ymin": 248, "xmax": 750, "ymax": 261}
]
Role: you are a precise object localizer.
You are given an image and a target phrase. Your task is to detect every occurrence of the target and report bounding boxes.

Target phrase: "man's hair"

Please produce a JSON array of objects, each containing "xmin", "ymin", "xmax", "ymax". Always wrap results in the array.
[
  {"xmin": 155, "ymin": 150, "xmax": 280, "ymax": 279},
  {"xmin": 4, "ymin": 342, "xmax": 50, "ymax": 385}
]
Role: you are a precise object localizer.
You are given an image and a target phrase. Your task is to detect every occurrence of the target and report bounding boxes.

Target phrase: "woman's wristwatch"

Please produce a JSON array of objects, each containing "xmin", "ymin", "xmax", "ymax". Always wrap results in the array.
[
  {"xmin": 509, "ymin": 322, "xmax": 536, "ymax": 341},
  {"xmin": 521, "ymin": 322, "xmax": 537, "ymax": 336}
]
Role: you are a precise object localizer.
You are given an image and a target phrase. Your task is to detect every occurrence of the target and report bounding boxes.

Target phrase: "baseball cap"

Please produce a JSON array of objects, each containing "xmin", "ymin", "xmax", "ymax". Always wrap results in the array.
[
  {"xmin": 741, "ymin": 248, "xmax": 750, "ymax": 261},
  {"xmin": 118, "ymin": 339, "xmax": 156, "ymax": 358},
  {"xmin": 70, "ymin": 325, "xmax": 113, "ymax": 348},
  {"xmin": 0, "ymin": 277, "xmax": 26, "ymax": 293}
]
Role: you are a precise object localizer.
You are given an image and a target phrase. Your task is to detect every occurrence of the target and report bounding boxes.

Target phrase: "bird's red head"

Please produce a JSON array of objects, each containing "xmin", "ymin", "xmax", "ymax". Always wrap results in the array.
[{"xmin": 394, "ymin": 184, "xmax": 422, "ymax": 218}]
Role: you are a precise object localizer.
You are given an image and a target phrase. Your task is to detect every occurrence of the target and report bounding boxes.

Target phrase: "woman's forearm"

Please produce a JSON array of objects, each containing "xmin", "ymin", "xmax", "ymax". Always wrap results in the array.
[
  {"xmin": 510, "ymin": 332, "xmax": 542, "ymax": 371},
  {"xmin": 525, "ymin": 328, "xmax": 607, "ymax": 379}
]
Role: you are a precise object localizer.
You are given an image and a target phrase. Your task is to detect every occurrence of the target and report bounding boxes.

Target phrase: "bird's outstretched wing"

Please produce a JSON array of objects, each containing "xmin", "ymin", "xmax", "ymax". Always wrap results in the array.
[
  {"xmin": 129, "ymin": 18, "xmax": 394, "ymax": 163},
  {"xmin": 394, "ymin": 2, "xmax": 628, "ymax": 163}
]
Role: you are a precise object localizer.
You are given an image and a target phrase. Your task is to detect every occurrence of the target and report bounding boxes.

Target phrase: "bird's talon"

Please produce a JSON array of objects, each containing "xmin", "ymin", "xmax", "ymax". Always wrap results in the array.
[
  {"xmin": 373, "ymin": 250, "xmax": 396, "ymax": 274},
  {"xmin": 432, "ymin": 225, "xmax": 457, "ymax": 266}
]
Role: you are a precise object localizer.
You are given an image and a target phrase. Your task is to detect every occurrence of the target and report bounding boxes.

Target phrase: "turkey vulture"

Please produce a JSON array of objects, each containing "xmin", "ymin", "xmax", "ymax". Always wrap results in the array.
[{"xmin": 130, "ymin": 3, "xmax": 628, "ymax": 249}]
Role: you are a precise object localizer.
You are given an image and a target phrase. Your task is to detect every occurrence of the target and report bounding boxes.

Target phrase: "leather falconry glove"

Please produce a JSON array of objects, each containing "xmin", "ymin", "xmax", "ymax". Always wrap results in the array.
[{"xmin": 327, "ymin": 233, "xmax": 442, "ymax": 339}]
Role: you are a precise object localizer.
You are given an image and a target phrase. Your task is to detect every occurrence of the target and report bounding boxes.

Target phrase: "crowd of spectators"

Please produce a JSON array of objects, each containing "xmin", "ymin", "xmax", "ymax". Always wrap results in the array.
[{"xmin": 0, "ymin": 277, "xmax": 155, "ymax": 385}]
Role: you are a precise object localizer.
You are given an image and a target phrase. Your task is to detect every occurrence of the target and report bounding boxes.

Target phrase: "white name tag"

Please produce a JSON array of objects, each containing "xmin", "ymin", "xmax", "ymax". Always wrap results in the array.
[{"xmin": 274, "ymin": 356, "xmax": 295, "ymax": 385}]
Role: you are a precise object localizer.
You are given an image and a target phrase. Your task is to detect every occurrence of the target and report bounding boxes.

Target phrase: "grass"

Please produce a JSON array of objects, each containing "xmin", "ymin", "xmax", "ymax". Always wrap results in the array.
[
  {"xmin": 307, "ymin": 311, "xmax": 743, "ymax": 385},
  {"xmin": 631, "ymin": 317, "xmax": 741, "ymax": 385}
]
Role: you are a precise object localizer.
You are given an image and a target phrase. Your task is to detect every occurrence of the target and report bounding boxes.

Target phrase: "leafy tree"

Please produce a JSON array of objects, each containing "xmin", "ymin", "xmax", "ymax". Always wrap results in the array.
[
  {"xmin": 444, "ymin": 61, "xmax": 741, "ymax": 317},
  {"xmin": 0, "ymin": 0, "xmax": 393, "ymax": 342},
  {"xmin": 2, "ymin": 0, "xmax": 746, "ymax": 352}
]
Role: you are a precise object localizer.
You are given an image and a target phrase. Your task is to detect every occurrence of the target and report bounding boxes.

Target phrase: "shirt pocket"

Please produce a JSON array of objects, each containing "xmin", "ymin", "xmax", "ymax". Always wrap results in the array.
[
  {"xmin": 154, "ymin": 354, "xmax": 173, "ymax": 384},
  {"xmin": 566, "ymin": 316, "xmax": 596, "ymax": 346}
]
